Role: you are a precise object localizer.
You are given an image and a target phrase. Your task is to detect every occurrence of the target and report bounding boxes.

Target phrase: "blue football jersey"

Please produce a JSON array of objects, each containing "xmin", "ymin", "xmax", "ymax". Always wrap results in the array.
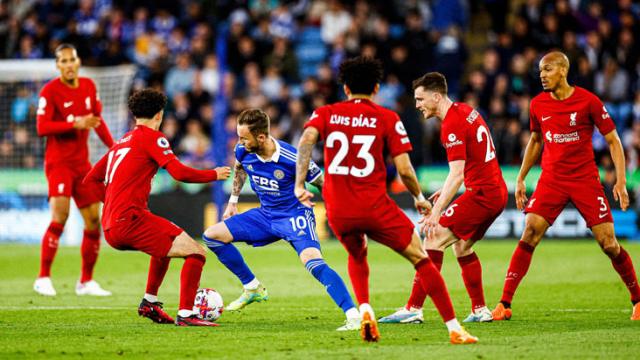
[{"xmin": 235, "ymin": 138, "xmax": 322, "ymax": 212}]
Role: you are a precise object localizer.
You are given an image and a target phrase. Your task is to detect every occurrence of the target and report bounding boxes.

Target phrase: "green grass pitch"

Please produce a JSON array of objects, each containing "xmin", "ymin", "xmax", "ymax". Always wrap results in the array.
[{"xmin": 1, "ymin": 240, "xmax": 639, "ymax": 359}]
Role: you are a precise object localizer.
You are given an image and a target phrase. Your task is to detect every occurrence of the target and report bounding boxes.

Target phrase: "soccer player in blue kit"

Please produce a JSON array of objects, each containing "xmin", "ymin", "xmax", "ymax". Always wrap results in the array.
[{"xmin": 203, "ymin": 109, "xmax": 361, "ymax": 331}]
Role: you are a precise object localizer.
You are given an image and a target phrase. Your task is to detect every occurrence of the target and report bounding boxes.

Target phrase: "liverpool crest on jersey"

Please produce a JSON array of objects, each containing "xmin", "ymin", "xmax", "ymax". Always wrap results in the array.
[{"xmin": 570, "ymin": 112, "xmax": 577, "ymax": 126}]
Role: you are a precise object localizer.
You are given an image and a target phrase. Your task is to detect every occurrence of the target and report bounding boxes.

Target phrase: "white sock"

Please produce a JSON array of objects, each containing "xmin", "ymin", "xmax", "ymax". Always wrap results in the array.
[
  {"xmin": 445, "ymin": 319, "xmax": 462, "ymax": 333},
  {"xmin": 144, "ymin": 294, "xmax": 158, "ymax": 303},
  {"xmin": 345, "ymin": 307, "xmax": 360, "ymax": 321},
  {"xmin": 474, "ymin": 306, "xmax": 488, "ymax": 314},
  {"xmin": 178, "ymin": 309, "xmax": 192, "ymax": 318},
  {"xmin": 243, "ymin": 277, "xmax": 260, "ymax": 290},
  {"xmin": 359, "ymin": 303, "xmax": 375, "ymax": 318}
]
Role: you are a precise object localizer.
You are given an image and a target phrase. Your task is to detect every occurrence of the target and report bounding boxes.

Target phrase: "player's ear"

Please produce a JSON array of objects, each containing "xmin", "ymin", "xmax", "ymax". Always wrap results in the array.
[
  {"xmin": 343, "ymin": 84, "xmax": 351, "ymax": 97},
  {"xmin": 372, "ymin": 83, "xmax": 380, "ymax": 95}
]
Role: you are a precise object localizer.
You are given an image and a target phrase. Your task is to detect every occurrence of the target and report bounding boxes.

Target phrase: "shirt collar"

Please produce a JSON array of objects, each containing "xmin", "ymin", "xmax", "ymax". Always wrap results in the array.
[{"xmin": 255, "ymin": 136, "xmax": 280, "ymax": 163}]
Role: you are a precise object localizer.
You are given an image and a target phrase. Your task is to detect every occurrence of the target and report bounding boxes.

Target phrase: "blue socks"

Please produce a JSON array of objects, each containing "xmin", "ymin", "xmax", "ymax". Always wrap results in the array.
[
  {"xmin": 305, "ymin": 258, "xmax": 356, "ymax": 314},
  {"xmin": 203, "ymin": 234, "xmax": 255, "ymax": 285}
]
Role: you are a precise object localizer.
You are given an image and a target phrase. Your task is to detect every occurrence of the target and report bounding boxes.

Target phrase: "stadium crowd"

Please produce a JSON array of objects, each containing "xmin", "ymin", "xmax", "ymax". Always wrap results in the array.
[{"xmin": 2, "ymin": 0, "xmax": 640, "ymax": 173}]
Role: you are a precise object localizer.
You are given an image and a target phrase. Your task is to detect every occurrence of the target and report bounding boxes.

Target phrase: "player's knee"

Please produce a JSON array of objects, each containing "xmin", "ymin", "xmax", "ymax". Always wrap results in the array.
[
  {"xmin": 194, "ymin": 242, "xmax": 207, "ymax": 257},
  {"xmin": 51, "ymin": 210, "xmax": 69, "ymax": 224},
  {"xmin": 85, "ymin": 217, "xmax": 100, "ymax": 231},
  {"xmin": 203, "ymin": 224, "xmax": 232, "ymax": 243},
  {"xmin": 601, "ymin": 240, "xmax": 620, "ymax": 258}
]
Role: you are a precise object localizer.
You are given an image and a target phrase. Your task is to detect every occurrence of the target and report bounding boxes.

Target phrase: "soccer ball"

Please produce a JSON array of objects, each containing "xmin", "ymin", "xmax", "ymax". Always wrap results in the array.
[{"xmin": 193, "ymin": 288, "xmax": 224, "ymax": 322}]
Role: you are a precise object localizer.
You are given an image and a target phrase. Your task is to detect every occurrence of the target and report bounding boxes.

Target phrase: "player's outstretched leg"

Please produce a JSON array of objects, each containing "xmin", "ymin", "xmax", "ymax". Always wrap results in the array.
[
  {"xmin": 402, "ymin": 229, "xmax": 477, "ymax": 344},
  {"xmin": 380, "ymin": 249, "xmax": 442, "ymax": 324},
  {"xmin": 167, "ymin": 233, "xmax": 218, "ymax": 326},
  {"xmin": 203, "ymin": 234, "xmax": 267, "ymax": 311},
  {"xmin": 592, "ymin": 223, "xmax": 640, "ymax": 319},
  {"xmin": 300, "ymin": 250, "xmax": 360, "ymax": 331},
  {"xmin": 138, "ymin": 257, "xmax": 174, "ymax": 324},
  {"xmin": 338, "ymin": 234, "xmax": 370, "ymax": 305},
  {"xmin": 493, "ymin": 214, "xmax": 547, "ymax": 321},
  {"xmin": 453, "ymin": 240, "xmax": 491, "ymax": 323},
  {"xmin": 34, "ymin": 221, "xmax": 64, "ymax": 296}
]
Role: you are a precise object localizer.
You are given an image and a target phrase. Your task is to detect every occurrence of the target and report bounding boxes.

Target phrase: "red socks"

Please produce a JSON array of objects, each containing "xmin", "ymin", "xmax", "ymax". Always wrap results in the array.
[
  {"xmin": 501, "ymin": 241, "xmax": 536, "ymax": 304},
  {"xmin": 414, "ymin": 257, "xmax": 456, "ymax": 322},
  {"xmin": 407, "ymin": 249, "xmax": 443, "ymax": 309},
  {"xmin": 80, "ymin": 230, "xmax": 101, "ymax": 283},
  {"xmin": 146, "ymin": 257, "xmax": 172, "ymax": 296},
  {"xmin": 347, "ymin": 254, "xmax": 370, "ymax": 305},
  {"xmin": 38, "ymin": 222, "xmax": 64, "ymax": 278},
  {"xmin": 612, "ymin": 246, "xmax": 640, "ymax": 303},
  {"xmin": 179, "ymin": 254, "xmax": 206, "ymax": 311},
  {"xmin": 458, "ymin": 252, "xmax": 485, "ymax": 311}
]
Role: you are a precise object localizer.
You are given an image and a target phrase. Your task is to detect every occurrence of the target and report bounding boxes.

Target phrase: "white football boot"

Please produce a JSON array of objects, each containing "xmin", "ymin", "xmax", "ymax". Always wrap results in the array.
[
  {"xmin": 34, "ymin": 277, "xmax": 56, "ymax": 296},
  {"xmin": 462, "ymin": 306, "xmax": 493, "ymax": 322},
  {"xmin": 378, "ymin": 306, "xmax": 424, "ymax": 324},
  {"xmin": 76, "ymin": 280, "xmax": 112, "ymax": 296}
]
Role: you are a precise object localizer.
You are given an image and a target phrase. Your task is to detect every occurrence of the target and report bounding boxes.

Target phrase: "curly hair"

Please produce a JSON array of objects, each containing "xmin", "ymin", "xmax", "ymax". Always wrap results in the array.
[
  {"xmin": 338, "ymin": 56, "xmax": 384, "ymax": 95},
  {"xmin": 412, "ymin": 72, "xmax": 448, "ymax": 95},
  {"xmin": 127, "ymin": 89, "xmax": 168, "ymax": 119}
]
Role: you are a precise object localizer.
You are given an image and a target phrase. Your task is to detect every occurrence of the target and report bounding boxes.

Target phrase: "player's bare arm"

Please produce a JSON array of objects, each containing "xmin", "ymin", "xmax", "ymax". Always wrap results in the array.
[
  {"xmin": 604, "ymin": 130, "xmax": 629, "ymax": 211},
  {"xmin": 393, "ymin": 153, "xmax": 431, "ymax": 215},
  {"xmin": 309, "ymin": 173, "xmax": 324, "ymax": 192},
  {"xmin": 420, "ymin": 160, "xmax": 464, "ymax": 239},
  {"xmin": 515, "ymin": 131, "xmax": 545, "ymax": 211},
  {"xmin": 224, "ymin": 161, "xmax": 246, "ymax": 219},
  {"xmin": 295, "ymin": 127, "xmax": 319, "ymax": 207}
]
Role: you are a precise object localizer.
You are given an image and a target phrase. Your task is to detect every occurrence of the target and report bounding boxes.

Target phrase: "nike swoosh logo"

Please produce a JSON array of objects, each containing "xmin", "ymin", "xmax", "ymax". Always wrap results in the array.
[
  {"xmin": 599, "ymin": 213, "xmax": 607, "ymax": 218},
  {"xmin": 542, "ymin": 116, "xmax": 551, "ymax": 121},
  {"xmin": 64, "ymin": 102, "xmax": 73, "ymax": 108}
]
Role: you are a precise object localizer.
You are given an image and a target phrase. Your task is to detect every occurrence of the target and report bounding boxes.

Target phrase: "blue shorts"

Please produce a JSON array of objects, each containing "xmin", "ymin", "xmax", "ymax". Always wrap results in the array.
[{"xmin": 224, "ymin": 207, "xmax": 321, "ymax": 255}]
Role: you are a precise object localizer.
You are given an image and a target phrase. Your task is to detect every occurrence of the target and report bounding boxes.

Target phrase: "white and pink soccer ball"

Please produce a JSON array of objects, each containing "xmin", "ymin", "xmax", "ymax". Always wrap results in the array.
[{"xmin": 193, "ymin": 288, "xmax": 224, "ymax": 322}]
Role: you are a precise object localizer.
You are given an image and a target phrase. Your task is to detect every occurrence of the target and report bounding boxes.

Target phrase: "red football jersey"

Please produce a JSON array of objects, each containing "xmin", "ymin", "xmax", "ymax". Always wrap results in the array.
[
  {"xmin": 440, "ymin": 102, "xmax": 506, "ymax": 195},
  {"xmin": 36, "ymin": 77, "xmax": 113, "ymax": 166},
  {"xmin": 305, "ymin": 99, "xmax": 412, "ymax": 219},
  {"xmin": 530, "ymin": 86, "xmax": 615, "ymax": 180},
  {"xmin": 88, "ymin": 125, "xmax": 178, "ymax": 230}
]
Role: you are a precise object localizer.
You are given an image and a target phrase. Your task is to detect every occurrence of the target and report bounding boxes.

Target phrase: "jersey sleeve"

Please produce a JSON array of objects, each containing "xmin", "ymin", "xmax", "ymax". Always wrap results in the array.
[
  {"xmin": 36, "ymin": 83, "xmax": 74, "ymax": 136},
  {"xmin": 590, "ymin": 95, "xmax": 616, "ymax": 135},
  {"xmin": 306, "ymin": 159, "xmax": 323, "ymax": 183},
  {"xmin": 234, "ymin": 142, "xmax": 247, "ymax": 162},
  {"xmin": 83, "ymin": 153, "xmax": 108, "ymax": 202},
  {"xmin": 304, "ymin": 107, "xmax": 329, "ymax": 140},
  {"xmin": 442, "ymin": 120, "xmax": 467, "ymax": 162},
  {"xmin": 529, "ymin": 99, "xmax": 541, "ymax": 132},
  {"xmin": 90, "ymin": 80, "xmax": 103, "ymax": 117},
  {"xmin": 385, "ymin": 113, "xmax": 413, "ymax": 157},
  {"xmin": 144, "ymin": 130, "xmax": 178, "ymax": 168}
]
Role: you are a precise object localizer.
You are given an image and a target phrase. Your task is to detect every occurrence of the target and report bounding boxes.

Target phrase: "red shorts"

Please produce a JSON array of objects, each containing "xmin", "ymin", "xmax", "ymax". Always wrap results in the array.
[
  {"xmin": 328, "ymin": 203, "xmax": 415, "ymax": 254},
  {"xmin": 104, "ymin": 209, "xmax": 183, "ymax": 258},
  {"xmin": 439, "ymin": 186, "xmax": 508, "ymax": 241},
  {"xmin": 525, "ymin": 175, "xmax": 613, "ymax": 227},
  {"xmin": 45, "ymin": 162, "xmax": 98, "ymax": 209}
]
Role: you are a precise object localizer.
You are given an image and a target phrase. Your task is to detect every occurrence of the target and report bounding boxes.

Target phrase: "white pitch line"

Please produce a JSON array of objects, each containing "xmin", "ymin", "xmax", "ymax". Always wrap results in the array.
[{"xmin": 0, "ymin": 306, "xmax": 631, "ymax": 312}]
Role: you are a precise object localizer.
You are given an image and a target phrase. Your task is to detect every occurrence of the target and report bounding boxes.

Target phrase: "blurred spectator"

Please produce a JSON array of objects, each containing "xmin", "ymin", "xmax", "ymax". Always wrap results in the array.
[
  {"xmin": 595, "ymin": 58, "xmax": 631, "ymax": 129},
  {"xmin": 321, "ymin": 0, "xmax": 352, "ymax": 45},
  {"xmin": 164, "ymin": 52, "xmax": 197, "ymax": 98}
]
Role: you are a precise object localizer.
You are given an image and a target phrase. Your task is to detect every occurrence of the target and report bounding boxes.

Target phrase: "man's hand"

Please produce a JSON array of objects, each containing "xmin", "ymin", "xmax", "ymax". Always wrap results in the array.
[
  {"xmin": 515, "ymin": 178, "xmax": 528, "ymax": 211},
  {"xmin": 415, "ymin": 199, "xmax": 432, "ymax": 216},
  {"xmin": 295, "ymin": 186, "xmax": 314, "ymax": 208},
  {"xmin": 223, "ymin": 202, "xmax": 238, "ymax": 220},
  {"xmin": 419, "ymin": 211, "xmax": 441, "ymax": 240},
  {"xmin": 613, "ymin": 181, "xmax": 629, "ymax": 211},
  {"xmin": 428, "ymin": 189, "xmax": 443, "ymax": 206},
  {"xmin": 74, "ymin": 114, "xmax": 101, "ymax": 130},
  {"xmin": 215, "ymin": 166, "xmax": 232, "ymax": 181}
]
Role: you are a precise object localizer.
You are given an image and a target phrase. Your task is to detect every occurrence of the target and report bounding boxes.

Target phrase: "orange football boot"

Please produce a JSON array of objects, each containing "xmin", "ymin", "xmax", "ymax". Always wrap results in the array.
[
  {"xmin": 361, "ymin": 312, "xmax": 380, "ymax": 343},
  {"xmin": 632, "ymin": 303, "xmax": 640, "ymax": 320},
  {"xmin": 492, "ymin": 302, "xmax": 512, "ymax": 321},
  {"xmin": 450, "ymin": 327, "xmax": 478, "ymax": 344}
]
